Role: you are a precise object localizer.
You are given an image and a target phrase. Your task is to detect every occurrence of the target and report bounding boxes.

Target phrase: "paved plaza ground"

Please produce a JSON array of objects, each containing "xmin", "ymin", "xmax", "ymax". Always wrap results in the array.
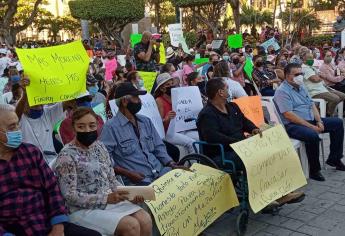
[{"xmin": 204, "ymin": 134, "xmax": 345, "ymax": 236}]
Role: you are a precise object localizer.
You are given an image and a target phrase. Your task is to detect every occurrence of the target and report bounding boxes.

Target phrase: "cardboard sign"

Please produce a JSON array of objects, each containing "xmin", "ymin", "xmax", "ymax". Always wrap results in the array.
[
  {"xmin": 146, "ymin": 163, "xmax": 239, "ymax": 236},
  {"xmin": 108, "ymin": 94, "xmax": 165, "ymax": 139},
  {"xmin": 260, "ymin": 38, "xmax": 280, "ymax": 52},
  {"xmin": 168, "ymin": 23, "xmax": 184, "ymax": 47},
  {"xmin": 230, "ymin": 125, "xmax": 307, "ymax": 213},
  {"xmin": 233, "ymin": 96, "xmax": 265, "ymax": 127},
  {"xmin": 194, "ymin": 58, "xmax": 209, "ymax": 65},
  {"xmin": 178, "ymin": 36, "xmax": 190, "ymax": 54},
  {"xmin": 243, "ymin": 57, "xmax": 254, "ymax": 80},
  {"xmin": 16, "ymin": 41, "xmax": 89, "ymax": 106},
  {"xmin": 117, "ymin": 55, "xmax": 126, "ymax": 66},
  {"xmin": 130, "ymin": 34, "xmax": 142, "ymax": 48},
  {"xmin": 171, "ymin": 86, "xmax": 203, "ymax": 133},
  {"xmin": 227, "ymin": 34, "xmax": 243, "ymax": 49},
  {"xmin": 138, "ymin": 71, "xmax": 157, "ymax": 92}
]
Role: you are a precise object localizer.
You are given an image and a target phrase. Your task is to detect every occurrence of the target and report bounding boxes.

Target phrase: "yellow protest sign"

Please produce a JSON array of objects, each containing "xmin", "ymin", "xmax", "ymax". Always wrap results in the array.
[
  {"xmin": 16, "ymin": 41, "xmax": 89, "ymax": 106},
  {"xmin": 146, "ymin": 163, "xmax": 239, "ymax": 236},
  {"xmin": 230, "ymin": 125, "xmax": 307, "ymax": 213},
  {"xmin": 159, "ymin": 43, "xmax": 166, "ymax": 64},
  {"xmin": 138, "ymin": 71, "xmax": 157, "ymax": 92}
]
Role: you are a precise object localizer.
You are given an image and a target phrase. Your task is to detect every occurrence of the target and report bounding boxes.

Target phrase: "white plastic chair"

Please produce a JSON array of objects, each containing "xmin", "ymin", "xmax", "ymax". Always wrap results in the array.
[{"xmin": 261, "ymin": 97, "xmax": 309, "ymax": 177}]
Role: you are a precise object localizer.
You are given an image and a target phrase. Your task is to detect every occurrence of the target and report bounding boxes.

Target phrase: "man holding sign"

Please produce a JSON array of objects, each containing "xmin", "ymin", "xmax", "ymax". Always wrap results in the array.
[{"xmin": 197, "ymin": 78, "xmax": 305, "ymax": 208}]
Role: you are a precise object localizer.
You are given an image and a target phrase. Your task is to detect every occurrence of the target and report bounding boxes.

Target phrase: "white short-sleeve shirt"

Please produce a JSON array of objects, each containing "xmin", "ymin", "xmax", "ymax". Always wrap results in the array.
[{"xmin": 20, "ymin": 103, "xmax": 65, "ymax": 156}]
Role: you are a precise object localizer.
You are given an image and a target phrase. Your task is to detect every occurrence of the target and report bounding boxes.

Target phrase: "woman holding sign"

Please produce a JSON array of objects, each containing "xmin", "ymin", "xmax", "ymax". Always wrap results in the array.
[
  {"xmin": 54, "ymin": 107, "xmax": 152, "ymax": 236},
  {"xmin": 155, "ymin": 73, "xmax": 198, "ymax": 154}
]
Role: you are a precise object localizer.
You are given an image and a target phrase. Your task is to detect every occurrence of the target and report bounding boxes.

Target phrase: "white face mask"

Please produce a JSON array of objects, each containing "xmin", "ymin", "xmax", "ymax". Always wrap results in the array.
[{"xmin": 293, "ymin": 75, "xmax": 304, "ymax": 86}]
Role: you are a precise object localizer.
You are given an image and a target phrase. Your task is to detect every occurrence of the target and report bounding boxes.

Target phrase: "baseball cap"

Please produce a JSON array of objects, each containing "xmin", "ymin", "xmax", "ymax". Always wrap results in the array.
[{"xmin": 115, "ymin": 82, "xmax": 147, "ymax": 99}]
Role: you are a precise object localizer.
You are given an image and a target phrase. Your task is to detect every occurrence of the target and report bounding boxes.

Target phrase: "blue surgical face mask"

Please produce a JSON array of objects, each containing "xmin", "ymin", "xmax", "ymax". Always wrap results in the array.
[
  {"xmin": 88, "ymin": 85, "xmax": 99, "ymax": 95},
  {"xmin": 223, "ymin": 56, "xmax": 230, "ymax": 61},
  {"xmin": 138, "ymin": 79, "xmax": 144, "ymax": 88},
  {"xmin": 10, "ymin": 75, "xmax": 21, "ymax": 84},
  {"xmin": 1, "ymin": 130, "xmax": 22, "ymax": 149},
  {"xmin": 28, "ymin": 109, "xmax": 44, "ymax": 119}
]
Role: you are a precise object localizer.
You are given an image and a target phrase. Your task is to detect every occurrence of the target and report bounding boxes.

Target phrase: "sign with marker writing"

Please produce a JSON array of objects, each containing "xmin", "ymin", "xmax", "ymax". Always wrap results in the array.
[
  {"xmin": 16, "ymin": 41, "xmax": 89, "ymax": 106},
  {"xmin": 171, "ymin": 86, "xmax": 203, "ymax": 133},
  {"xmin": 138, "ymin": 71, "xmax": 157, "ymax": 93},
  {"xmin": 260, "ymin": 38, "xmax": 280, "ymax": 53},
  {"xmin": 108, "ymin": 94, "xmax": 165, "ymax": 138},
  {"xmin": 230, "ymin": 125, "xmax": 307, "ymax": 213},
  {"xmin": 146, "ymin": 163, "xmax": 239, "ymax": 236},
  {"xmin": 233, "ymin": 96, "xmax": 265, "ymax": 127},
  {"xmin": 168, "ymin": 23, "xmax": 183, "ymax": 47}
]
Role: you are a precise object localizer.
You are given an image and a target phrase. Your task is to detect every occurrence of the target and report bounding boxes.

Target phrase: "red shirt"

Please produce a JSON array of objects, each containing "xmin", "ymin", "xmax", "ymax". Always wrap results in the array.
[{"xmin": 156, "ymin": 96, "xmax": 172, "ymax": 132}]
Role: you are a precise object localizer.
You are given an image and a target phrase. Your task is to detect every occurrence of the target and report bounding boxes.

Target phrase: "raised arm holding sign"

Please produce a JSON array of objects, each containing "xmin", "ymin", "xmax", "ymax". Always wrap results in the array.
[{"xmin": 16, "ymin": 41, "xmax": 89, "ymax": 106}]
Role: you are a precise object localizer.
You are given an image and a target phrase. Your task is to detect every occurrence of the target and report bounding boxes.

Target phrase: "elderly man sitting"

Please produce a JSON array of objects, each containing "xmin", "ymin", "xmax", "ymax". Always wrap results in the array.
[
  {"xmin": 101, "ymin": 82, "xmax": 180, "ymax": 185},
  {"xmin": 274, "ymin": 63, "xmax": 345, "ymax": 181},
  {"xmin": 0, "ymin": 104, "xmax": 100, "ymax": 236}
]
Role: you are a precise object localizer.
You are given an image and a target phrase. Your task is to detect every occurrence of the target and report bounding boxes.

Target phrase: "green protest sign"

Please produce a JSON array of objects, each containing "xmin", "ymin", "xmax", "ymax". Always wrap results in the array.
[
  {"xmin": 227, "ymin": 34, "xmax": 243, "ymax": 49},
  {"xmin": 195, "ymin": 58, "xmax": 209, "ymax": 65},
  {"xmin": 244, "ymin": 57, "xmax": 254, "ymax": 80},
  {"xmin": 130, "ymin": 34, "xmax": 142, "ymax": 48}
]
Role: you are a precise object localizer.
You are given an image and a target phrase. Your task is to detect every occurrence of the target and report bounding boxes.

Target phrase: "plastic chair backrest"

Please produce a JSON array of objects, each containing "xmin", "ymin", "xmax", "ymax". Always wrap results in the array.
[{"xmin": 261, "ymin": 96, "xmax": 283, "ymax": 125}]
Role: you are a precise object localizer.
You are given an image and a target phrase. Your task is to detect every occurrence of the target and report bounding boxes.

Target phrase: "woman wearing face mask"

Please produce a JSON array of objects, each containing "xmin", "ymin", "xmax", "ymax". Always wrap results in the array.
[
  {"xmin": 87, "ymin": 74, "xmax": 106, "ymax": 107},
  {"xmin": 187, "ymin": 72, "xmax": 208, "ymax": 105},
  {"xmin": 252, "ymin": 55, "xmax": 281, "ymax": 96},
  {"xmin": 126, "ymin": 71, "xmax": 144, "ymax": 89},
  {"xmin": 54, "ymin": 107, "xmax": 152, "ymax": 236},
  {"xmin": 229, "ymin": 53, "xmax": 245, "ymax": 87},
  {"xmin": 319, "ymin": 51, "xmax": 345, "ymax": 93},
  {"xmin": 155, "ymin": 73, "xmax": 198, "ymax": 154},
  {"xmin": 274, "ymin": 54, "xmax": 288, "ymax": 81}
]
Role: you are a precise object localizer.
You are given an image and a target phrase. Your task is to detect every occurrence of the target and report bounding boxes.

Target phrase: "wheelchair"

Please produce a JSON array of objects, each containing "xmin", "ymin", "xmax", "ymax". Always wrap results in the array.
[{"xmin": 178, "ymin": 141, "xmax": 249, "ymax": 236}]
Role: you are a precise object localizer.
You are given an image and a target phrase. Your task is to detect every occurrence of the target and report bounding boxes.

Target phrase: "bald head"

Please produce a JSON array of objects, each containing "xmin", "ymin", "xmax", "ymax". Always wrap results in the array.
[{"xmin": 142, "ymin": 31, "xmax": 152, "ymax": 44}]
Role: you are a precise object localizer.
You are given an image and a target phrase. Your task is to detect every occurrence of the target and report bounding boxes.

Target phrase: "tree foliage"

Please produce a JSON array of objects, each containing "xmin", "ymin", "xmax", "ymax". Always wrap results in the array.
[
  {"xmin": 240, "ymin": 4, "xmax": 272, "ymax": 34},
  {"xmin": 172, "ymin": 0, "xmax": 219, "ymax": 7},
  {"xmin": 0, "ymin": 0, "xmax": 44, "ymax": 45},
  {"xmin": 69, "ymin": 0, "xmax": 145, "ymax": 46}
]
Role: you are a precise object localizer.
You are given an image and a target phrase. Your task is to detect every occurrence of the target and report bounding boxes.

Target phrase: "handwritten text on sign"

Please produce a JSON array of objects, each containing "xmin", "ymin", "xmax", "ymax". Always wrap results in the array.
[
  {"xmin": 16, "ymin": 41, "xmax": 89, "ymax": 106},
  {"xmin": 171, "ymin": 86, "xmax": 203, "ymax": 133},
  {"xmin": 168, "ymin": 23, "xmax": 184, "ymax": 47},
  {"xmin": 230, "ymin": 125, "xmax": 307, "ymax": 213},
  {"xmin": 146, "ymin": 163, "xmax": 239, "ymax": 236},
  {"xmin": 233, "ymin": 96, "xmax": 265, "ymax": 128}
]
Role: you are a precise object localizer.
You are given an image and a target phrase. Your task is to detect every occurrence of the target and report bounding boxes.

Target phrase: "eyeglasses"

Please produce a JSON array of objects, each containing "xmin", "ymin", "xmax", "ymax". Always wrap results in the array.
[{"xmin": 293, "ymin": 73, "xmax": 304, "ymax": 76}]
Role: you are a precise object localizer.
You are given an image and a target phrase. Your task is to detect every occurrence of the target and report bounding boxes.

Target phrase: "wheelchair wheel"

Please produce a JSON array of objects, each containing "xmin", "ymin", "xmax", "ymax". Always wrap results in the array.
[
  {"xmin": 178, "ymin": 153, "xmax": 219, "ymax": 169},
  {"xmin": 236, "ymin": 210, "xmax": 248, "ymax": 236}
]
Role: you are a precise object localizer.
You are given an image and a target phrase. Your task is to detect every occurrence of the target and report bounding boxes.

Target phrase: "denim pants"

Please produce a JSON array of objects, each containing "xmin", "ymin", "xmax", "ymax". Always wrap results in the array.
[{"xmin": 285, "ymin": 117, "xmax": 344, "ymax": 174}]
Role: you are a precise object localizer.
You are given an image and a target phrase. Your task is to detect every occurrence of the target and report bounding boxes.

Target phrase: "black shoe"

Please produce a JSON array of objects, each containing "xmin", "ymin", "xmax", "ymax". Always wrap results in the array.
[
  {"xmin": 326, "ymin": 159, "xmax": 345, "ymax": 171},
  {"xmin": 309, "ymin": 172, "xmax": 325, "ymax": 181}
]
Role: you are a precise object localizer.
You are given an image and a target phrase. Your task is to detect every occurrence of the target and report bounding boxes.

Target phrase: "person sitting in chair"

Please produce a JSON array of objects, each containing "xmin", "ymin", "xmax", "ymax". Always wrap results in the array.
[{"xmin": 197, "ymin": 77, "xmax": 305, "ymax": 208}]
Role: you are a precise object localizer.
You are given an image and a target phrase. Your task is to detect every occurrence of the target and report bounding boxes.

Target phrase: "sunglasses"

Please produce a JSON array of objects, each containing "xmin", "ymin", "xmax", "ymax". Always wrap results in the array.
[{"xmin": 293, "ymin": 73, "xmax": 304, "ymax": 76}]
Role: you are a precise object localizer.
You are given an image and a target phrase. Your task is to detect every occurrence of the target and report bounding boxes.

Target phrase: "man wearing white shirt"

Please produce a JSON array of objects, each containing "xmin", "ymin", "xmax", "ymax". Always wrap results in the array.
[{"xmin": 15, "ymin": 78, "xmax": 74, "ymax": 165}]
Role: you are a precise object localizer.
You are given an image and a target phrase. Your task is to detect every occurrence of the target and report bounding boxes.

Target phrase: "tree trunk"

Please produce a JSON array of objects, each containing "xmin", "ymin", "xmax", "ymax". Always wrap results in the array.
[
  {"xmin": 154, "ymin": 0, "xmax": 160, "ymax": 31},
  {"xmin": 228, "ymin": 0, "xmax": 240, "ymax": 33},
  {"xmin": 286, "ymin": 0, "xmax": 294, "ymax": 45},
  {"xmin": 81, "ymin": 19, "xmax": 89, "ymax": 40},
  {"xmin": 273, "ymin": 0, "xmax": 277, "ymax": 27}
]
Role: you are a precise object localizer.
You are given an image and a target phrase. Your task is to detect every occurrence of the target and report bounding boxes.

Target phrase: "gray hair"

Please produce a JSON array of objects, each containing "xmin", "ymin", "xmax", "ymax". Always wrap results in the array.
[{"xmin": 115, "ymin": 95, "xmax": 131, "ymax": 107}]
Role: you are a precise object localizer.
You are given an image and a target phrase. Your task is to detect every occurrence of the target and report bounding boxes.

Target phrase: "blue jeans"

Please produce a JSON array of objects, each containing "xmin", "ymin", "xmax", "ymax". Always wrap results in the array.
[{"xmin": 285, "ymin": 118, "xmax": 344, "ymax": 174}]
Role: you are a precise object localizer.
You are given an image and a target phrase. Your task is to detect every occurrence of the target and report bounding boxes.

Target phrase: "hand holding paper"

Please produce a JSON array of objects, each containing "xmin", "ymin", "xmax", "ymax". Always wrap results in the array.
[{"xmin": 117, "ymin": 186, "xmax": 156, "ymax": 201}]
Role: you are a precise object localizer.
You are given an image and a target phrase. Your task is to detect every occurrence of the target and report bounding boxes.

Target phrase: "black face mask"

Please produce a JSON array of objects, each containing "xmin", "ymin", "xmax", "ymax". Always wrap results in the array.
[
  {"xmin": 197, "ymin": 81, "xmax": 206, "ymax": 95},
  {"xmin": 127, "ymin": 101, "xmax": 142, "ymax": 115},
  {"xmin": 76, "ymin": 130, "xmax": 98, "ymax": 147},
  {"xmin": 255, "ymin": 61, "xmax": 264, "ymax": 67},
  {"xmin": 232, "ymin": 58, "xmax": 240, "ymax": 64},
  {"xmin": 165, "ymin": 86, "xmax": 173, "ymax": 96}
]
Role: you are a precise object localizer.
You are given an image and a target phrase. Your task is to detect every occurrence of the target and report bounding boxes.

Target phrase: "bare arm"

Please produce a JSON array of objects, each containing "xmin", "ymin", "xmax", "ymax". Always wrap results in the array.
[
  {"xmin": 137, "ymin": 41, "xmax": 153, "ymax": 62},
  {"xmin": 283, "ymin": 111, "xmax": 318, "ymax": 129},
  {"xmin": 16, "ymin": 77, "xmax": 30, "ymax": 120}
]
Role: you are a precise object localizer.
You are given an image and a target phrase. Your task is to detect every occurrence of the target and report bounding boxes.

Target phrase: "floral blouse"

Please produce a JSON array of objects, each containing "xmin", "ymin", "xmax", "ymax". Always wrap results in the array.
[{"xmin": 54, "ymin": 140, "xmax": 121, "ymax": 213}]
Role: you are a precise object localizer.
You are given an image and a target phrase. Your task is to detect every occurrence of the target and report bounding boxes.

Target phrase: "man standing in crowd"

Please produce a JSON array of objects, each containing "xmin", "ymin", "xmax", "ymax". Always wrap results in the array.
[
  {"xmin": 134, "ymin": 31, "xmax": 160, "ymax": 72},
  {"xmin": 274, "ymin": 63, "xmax": 345, "ymax": 181}
]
